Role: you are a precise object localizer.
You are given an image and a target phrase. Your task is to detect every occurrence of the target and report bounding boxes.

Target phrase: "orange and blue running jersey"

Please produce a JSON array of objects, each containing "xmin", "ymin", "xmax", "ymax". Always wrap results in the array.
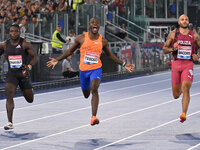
[{"xmin": 79, "ymin": 32, "xmax": 103, "ymax": 71}]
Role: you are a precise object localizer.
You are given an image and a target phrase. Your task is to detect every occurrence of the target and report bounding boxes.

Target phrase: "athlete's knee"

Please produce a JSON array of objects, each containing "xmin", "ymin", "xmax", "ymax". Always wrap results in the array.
[
  {"xmin": 173, "ymin": 91, "xmax": 181, "ymax": 99},
  {"xmin": 5, "ymin": 85, "xmax": 15, "ymax": 97},
  {"xmin": 84, "ymin": 93, "xmax": 90, "ymax": 99},
  {"xmin": 23, "ymin": 89, "xmax": 34, "ymax": 103},
  {"xmin": 91, "ymin": 87, "xmax": 98, "ymax": 95},
  {"xmin": 173, "ymin": 94, "xmax": 180, "ymax": 99},
  {"xmin": 27, "ymin": 99, "xmax": 33, "ymax": 103},
  {"xmin": 24, "ymin": 93, "xmax": 34, "ymax": 103},
  {"xmin": 6, "ymin": 98, "xmax": 14, "ymax": 104},
  {"xmin": 6, "ymin": 90, "xmax": 14, "ymax": 98},
  {"xmin": 182, "ymin": 86, "xmax": 190, "ymax": 93},
  {"xmin": 26, "ymin": 96, "xmax": 34, "ymax": 103},
  {"xmin": 82, "ymin": 89, "xmax": 90, "ymax": 98}
]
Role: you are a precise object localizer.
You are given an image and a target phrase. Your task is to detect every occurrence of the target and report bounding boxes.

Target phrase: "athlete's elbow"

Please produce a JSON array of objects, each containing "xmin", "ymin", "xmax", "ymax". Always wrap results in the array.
[{"xmin": 163, "ymin": 48, "xmax": 168, "ymax": 54}]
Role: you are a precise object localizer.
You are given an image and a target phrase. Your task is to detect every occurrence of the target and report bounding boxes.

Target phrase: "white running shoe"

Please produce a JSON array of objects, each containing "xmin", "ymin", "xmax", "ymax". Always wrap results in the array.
[{"xmin": 4, "ymin": 122, "xmax": 13, "ymax": 130}]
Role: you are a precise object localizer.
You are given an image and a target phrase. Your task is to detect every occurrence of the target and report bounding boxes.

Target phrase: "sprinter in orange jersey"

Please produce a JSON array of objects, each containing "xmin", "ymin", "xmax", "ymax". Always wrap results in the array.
[{"xmin": 47, "ymin": 18, "xmax": 134, "ymax": 126}]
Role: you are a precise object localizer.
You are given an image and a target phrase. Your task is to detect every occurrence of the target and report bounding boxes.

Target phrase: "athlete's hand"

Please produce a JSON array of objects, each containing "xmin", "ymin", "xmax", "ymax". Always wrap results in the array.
[
  {"xmin": 47, "ymin": 57, "xmax": 58, "ymax": 69},
  {"xmin": 192, "ymin": 54, "xmax": 199, "ymax": 61},
  {"xmin": 22, "ymin": 64, "xmax": 29, "ymax": 76},
  {"xmin": 172, "ymin": 42, "xmax": 178, "ymax": 51},
  {"xmin": 124, "ymin": 64, "xmax": 134, "ymax": 72}
]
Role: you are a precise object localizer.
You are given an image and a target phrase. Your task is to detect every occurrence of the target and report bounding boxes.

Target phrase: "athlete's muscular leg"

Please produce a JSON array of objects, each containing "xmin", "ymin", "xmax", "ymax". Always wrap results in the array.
[
  {"xmin": 90, "ymin": 79, "xmax": 100, "ymax": 116},
  {"xmin": 22, "ymin": 89, "xmax": 34, "ymax": 103},
  {"xmin": 172, "ymin": 84, "xmax": 182, "ymax": 99},
  {"xmin": 181, "ymin": 81, "xmax": 192, "ymax": 114},
  {"xmin": 171, "ymin": 62, "xmax": 182, "ymax": 99},
  {"xmin": 5, "ymin": 83, "xmax": 17, "ymax": 123}
]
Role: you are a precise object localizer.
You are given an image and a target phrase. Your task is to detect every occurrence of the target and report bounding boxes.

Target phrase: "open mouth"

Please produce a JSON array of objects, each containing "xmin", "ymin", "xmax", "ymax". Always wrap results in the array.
[{"xmin": 93, "ymin": 26, "xmax": 98, "ymax": 32}]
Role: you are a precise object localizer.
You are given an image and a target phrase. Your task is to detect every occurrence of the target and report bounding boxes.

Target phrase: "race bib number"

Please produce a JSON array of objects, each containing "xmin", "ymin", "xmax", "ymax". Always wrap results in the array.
[
  {"xmin": 177, "ymin": 45, "xmax": 192, "ymax": 59},
  {"xmin": 8, "ymin": 55, "xmax": 22, "ymax": 68},
  {"xmin": 84, "ymin": 51, "xmax": 99, "ymax": 64}
]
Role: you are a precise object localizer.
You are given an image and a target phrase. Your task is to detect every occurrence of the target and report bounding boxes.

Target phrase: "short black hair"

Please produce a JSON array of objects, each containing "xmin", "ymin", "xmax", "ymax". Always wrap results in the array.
[
  {"xmin": 10, "ymin": 24, "xmax": 20, "ymax": 32},
  {"xmin": 10, "ymin": 24, "xmax": 20, "ymax": 29},
  {"xmin": 13, "ymin": 17, "xmax": 18, "ymax": 22}
]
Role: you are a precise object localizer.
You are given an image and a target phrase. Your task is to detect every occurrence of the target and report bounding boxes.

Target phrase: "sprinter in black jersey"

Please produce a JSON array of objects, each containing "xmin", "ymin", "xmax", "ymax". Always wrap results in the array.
[{"xmin": 0, "ymin": 24, "xmax": 38, "ymax": 130}]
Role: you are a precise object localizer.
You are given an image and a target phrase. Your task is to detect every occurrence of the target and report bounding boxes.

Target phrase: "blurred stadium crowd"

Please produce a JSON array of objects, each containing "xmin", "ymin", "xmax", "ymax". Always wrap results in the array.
[{"xmin": 0, "ymin": 0, "xmax": 129, "ymax": 25}]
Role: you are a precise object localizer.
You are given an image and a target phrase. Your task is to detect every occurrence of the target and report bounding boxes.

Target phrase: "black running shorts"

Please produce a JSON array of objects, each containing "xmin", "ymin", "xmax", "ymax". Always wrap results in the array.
[{"xmin": 5, "ymin": 69, "xmax": 32, "ymax": 90}]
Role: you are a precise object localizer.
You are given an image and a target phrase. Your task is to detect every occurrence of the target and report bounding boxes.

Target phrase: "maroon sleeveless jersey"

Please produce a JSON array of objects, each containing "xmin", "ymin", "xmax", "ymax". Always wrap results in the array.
[{"xmin": 172, "ymin": 29, "xmax": 196, "ymax": 61}]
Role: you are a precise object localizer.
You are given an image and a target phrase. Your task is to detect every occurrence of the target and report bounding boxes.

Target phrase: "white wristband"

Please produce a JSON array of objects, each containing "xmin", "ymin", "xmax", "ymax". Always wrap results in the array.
[{"xmin": 122, "ymin": 62, "xmax": 126, "ymax": 67}]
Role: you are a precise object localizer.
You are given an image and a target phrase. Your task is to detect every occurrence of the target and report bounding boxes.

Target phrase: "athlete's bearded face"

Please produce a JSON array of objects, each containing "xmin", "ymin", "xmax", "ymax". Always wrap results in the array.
[
  {"xmin": 9, "ymin": 26, "xmax": 20, "ymax": 40},
  {"xmin": 89, "ymin": 18, "xmax": 100, "ymax": 34},
  {"xmin": 178, "ymin": 15, "xmax": 189, "ymax": 29}
]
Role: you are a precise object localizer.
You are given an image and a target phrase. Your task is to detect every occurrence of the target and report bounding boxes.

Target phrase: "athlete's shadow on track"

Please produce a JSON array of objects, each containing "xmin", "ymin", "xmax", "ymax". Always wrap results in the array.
[
  {"xmin": 0, "ymin": 131, "xmax": 40, "ymax": 141},
  {"xmin": 74, "ymin": 138, "xmax": 146, "ymax": 150},
  {"xmin": 175, "ymin": 133, "xmax": 200, "ymax": 146}
]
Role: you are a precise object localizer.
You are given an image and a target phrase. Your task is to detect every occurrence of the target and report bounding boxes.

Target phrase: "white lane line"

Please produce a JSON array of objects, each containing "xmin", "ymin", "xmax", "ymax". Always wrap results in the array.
[
  {"xmin": 2, "ymin": 92, "xmax": 200, "ymax": 150},
  {"xmin": 94, "ymin": 110, "xmax": 200, "ymax": 150},
  {"xmin": 0, "ymin": 78, "xmax": 171, "ymax": 113},
  {"xmin": 0, "ymin": 80, "xmax": 199, "ymax": 128},
  {"xmin": 0, "ymin": 87, "xmax": 171, "ymax": 129},
  {"xmin": 28, "ymin": 67, "xmax": 200, "ymax": 96},
  {"xmin": 0, "ymin": 67, "xmax": 199, "ymax": 101},
  {"xmin": 187, "ymin": 143, "xmax": 200, "ymax": 150},
  {"xmin": 0, "ymin": 70, "xmax": 172, "ymax": 101}
]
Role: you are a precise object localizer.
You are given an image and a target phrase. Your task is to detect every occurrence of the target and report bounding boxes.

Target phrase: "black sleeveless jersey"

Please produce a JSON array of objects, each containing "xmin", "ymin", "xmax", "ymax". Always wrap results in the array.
[{"xmin": 5, "ymin": 37, "xmax": 28, "ymax": 70}]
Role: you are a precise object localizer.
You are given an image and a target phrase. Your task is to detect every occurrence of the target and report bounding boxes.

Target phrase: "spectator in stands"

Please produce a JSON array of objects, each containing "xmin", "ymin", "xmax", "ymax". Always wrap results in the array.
[
  {"xmin": 62, "ymin": 55, "xmax": 79, "ymax": 78},
  {"xmin": 0, "ymin": 16, "xmax": 4, "ymax": 24},
  {"xmin": 34, "ymin": 1, "xmax": 40, "ymax": 14},
  {"xmin": 102, "ymin": 0, "xmax": 112, "ymax": 21},
  {"xmin": 101, "ymin": 0, "xmax": 112, "ymax": 4},
  {"xmin": 189, "ymin": 23, "xmax": 193, "ymax": 30},
  {"xmin": 58, "ymin": 0, "xmax": 68, "ymax": 12},
  {"xmin": 19, "ymin": 17, "xmax": 27, "ymax": 38},
  {"xmin": 19, "ymin": 6, "xmax": 27, "ymax": 17},
  {"xmin": 72, "ymin": 0, "xmax": 84, "ymax": 12},
  {"xmin": 168, "ymin": 0, "xmax": 176, "ymax": 18},
  {"xmin": 118, "ymin": 0, "xmax": 124, "ymax": 17},
  {"xmin": 66, "ymin": 29, "xmax": 76, "ymax": 49},
  {"xmin": 116, "ymin": 23, "xmax": 128, "ymax": 40},
  {"xmin": 13, "ymin": 17, "xmax": 19, "ymax": 24},
  {"xmin": 31, "ymin": 14, "xmax": 40, "ymax": 35},
  {"xmin": 0, "ymin": 10, "xmax": 6, "ymax": 23},
  {"xmin": 51, "ymin": 25, "xmax": 67, "ymax": 54},
  {"xmin": 52, "ymin": 0, "xmax": 59, "ymax": 11}
]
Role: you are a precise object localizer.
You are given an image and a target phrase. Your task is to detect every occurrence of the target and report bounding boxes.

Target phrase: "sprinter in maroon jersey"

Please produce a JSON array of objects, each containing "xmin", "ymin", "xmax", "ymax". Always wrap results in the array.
[{"xmin": 163, "ymin": 14, "xmax": 200, "ymax": 123}]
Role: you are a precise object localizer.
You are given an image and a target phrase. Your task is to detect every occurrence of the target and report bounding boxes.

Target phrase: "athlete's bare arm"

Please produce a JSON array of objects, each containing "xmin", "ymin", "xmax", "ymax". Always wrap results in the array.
[
  {"xmin": 56, "ymin": 34, "xmax": 84, "ymax": 61},
  {"xmin": 192, "ymin": 32, "xmax": 200, "ymax": 61},
  {"xmin": 0, "ymin": 42, "xmax": 6, "ymax": 56},
  {"xmin": 163, "ymin": 30, "xmax": 176, "ymax": 54},
  {"xmin": 47, "ymin": 34, "xmax": 84, "ymax": 69},
  {"xmin": 102, "ymin": 38, "xmax": 134, "ymax": 72},
  {"xmin": 102, "ymin": 38, "xmax": 123, "ymax": 65},
  {"xmin": 23, "ymin": 40, "xmax": 38, "ymax": 65},
  {"xmin": 194, "ymin": 32, "xmax": 200, "ymax": 55}
]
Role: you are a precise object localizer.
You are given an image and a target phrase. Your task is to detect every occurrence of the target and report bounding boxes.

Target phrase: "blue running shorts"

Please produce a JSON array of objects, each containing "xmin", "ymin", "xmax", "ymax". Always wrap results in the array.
[{"xmin": 79, "ymin": 67, "xmax": 102, "ymax": 90}]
